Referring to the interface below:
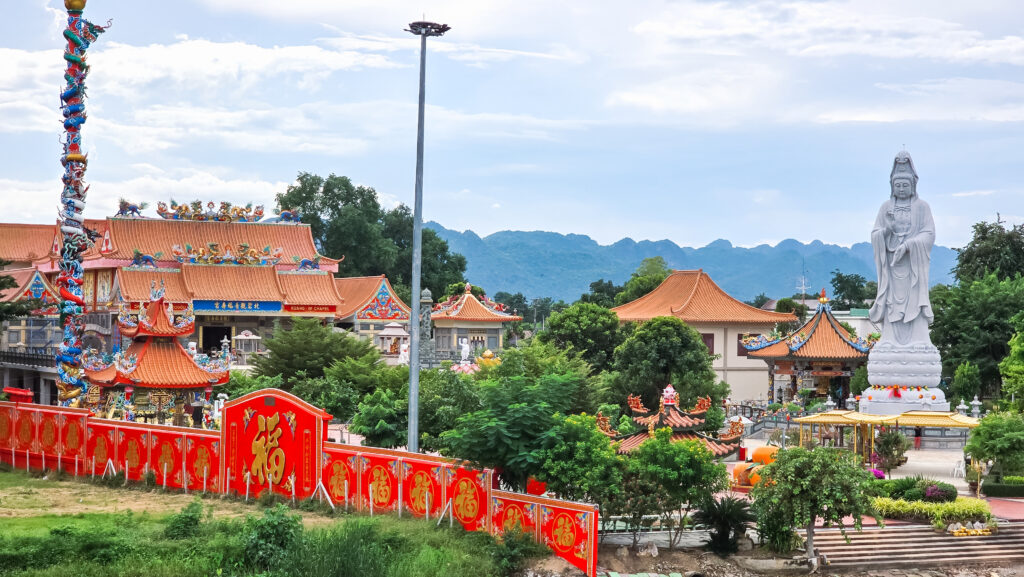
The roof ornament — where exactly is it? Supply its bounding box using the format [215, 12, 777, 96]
[464, 282, 472, 293]
[150, 279, 166, 300]
[818, 288, 829, 305]
[663, 383, 678, 406]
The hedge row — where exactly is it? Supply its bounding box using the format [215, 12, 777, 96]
[982, 477, 1024, 497]
[871, 496, 991, 524]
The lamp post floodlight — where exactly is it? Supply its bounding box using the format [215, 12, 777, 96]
[405, 19, 449, 453]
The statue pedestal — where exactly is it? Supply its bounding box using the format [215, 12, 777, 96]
[867, 340, 942, 388]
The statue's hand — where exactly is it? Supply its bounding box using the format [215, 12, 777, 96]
[894, 243, 907, 261]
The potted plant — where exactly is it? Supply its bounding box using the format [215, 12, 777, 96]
[966, 467, 981, 493]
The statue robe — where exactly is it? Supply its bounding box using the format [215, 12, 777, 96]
[868, 196, 935, 344]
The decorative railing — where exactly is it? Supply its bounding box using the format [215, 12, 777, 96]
[0, 349, 58, 368]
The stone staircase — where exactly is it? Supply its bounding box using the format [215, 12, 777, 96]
[812, 523, 1024, 569]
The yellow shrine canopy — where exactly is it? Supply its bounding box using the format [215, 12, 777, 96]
[794, 409, 979, 428]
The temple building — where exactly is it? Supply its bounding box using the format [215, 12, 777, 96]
[600, 385, 743, 458]
[431, 283, 522, 357]
[0, 206, 410, 401]
[611, 270, 796, 402]
[743, 291, 875, 404]
[83, 282, 229, 426]
[0, 268, 61, 404]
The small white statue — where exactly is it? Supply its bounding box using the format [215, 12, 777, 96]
[398, 342, 410, 365]
[460, 338, 471, 363]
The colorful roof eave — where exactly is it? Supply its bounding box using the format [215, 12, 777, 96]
[744, 302, 874, 359]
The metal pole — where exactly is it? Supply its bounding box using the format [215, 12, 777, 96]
[407, 30, 428, 454]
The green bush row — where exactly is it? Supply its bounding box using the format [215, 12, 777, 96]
[1001, 475, 1024, 485]
[871, 496, 991, 524]
[865, 476, 957, 503]
[982, 477, 1024, 497]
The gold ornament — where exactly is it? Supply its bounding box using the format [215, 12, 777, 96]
[64, 0, 87, 11]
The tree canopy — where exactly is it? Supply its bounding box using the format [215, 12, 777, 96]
[965, 411, 1024, 478]
[614, 257, 670, 306]
[539, 302, 622, 372]
[954, 219, 1024, 283]
[579, 279, 622, 309]
[999, 313, 1024, 407]
[0, 261, 40, 327]
[538, 413, 623, 507]
[830, 269, 875, 309]
[274, 172, 465, 298]
[254, 318, 380, 388]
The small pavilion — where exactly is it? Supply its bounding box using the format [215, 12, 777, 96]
[794, 409, 979, 461]
[601, 385, 744, 459]
[431, 283, 522, 355]
[743, 290, 876, 404]
[84, 281, 229, 426]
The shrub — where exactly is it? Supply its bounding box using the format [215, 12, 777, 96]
[887, 476, 921, 499]
[692, 496, 756, 555]
[871, 497, 991, 524]
[243, 505, 303, 571]
[923, 482, 958, 503]
[766, 403, 783, 412]
[982, 476, 1024, 497]
[870, 469, 885, 480]
[902, 488, 925, 502]
[484, 527, 548, 577]
[164, 499, 204, 539]
[785, 402, 802, 413]
[1003, 475, 1024, 485]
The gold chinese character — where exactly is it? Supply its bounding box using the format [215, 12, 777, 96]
[251, 413, 286, 485]
[552, 514, 576, 551]
[255, 302, 260, 310]
[215, 301, 220, 309]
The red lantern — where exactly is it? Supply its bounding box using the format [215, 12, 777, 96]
[124, 385, 134, 403]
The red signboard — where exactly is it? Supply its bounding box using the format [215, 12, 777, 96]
[283, 304, 336, 314]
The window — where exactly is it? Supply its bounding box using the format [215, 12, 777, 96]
[701, 333, 715, 354]
[737, 334, 755, 357]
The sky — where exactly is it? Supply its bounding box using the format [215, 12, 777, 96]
[1, 0, 1022, 250]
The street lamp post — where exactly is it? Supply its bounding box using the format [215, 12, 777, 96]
[405, 20, 449, 453]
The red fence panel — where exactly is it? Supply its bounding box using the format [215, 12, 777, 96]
[185, 432, 220, 492]
[0, 402, 15, 465]
[322, 443, 359, 508]
[358, 452, 400, 513]
[539, 500, 599, 577]
[445, 465, 490, 532]
[489, 490, 540, 540]
[401, 458, 445, 518]
[86, 420, 116, 476]
[115, 424, 151, 482]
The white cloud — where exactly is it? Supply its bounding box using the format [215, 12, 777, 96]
[815, 78, 1024, 123]
[322, 33, 584, 67]
[952, 190, 996, 197]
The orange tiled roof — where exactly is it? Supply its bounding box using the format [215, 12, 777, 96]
[278, 271, 345, 308]
[118, 269, 191, 303]
[0, 268, 58, 303]
[0, 224, 58, 262]
[334, 275, 411, 319]
[747, 303, 872, 361]
[432, 285, 522, 323]
[611, 269, 796, 325]
[182, 265, 285, 302]
[633, 405, 706, 429]
[85, 338, 228, 388]
[615, 431, 740, 456]
[121, 297, 194, 339]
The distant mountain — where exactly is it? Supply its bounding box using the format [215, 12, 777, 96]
[426, 222, 958, 303]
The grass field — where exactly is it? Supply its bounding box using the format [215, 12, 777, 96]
[0, 467, 551, 577]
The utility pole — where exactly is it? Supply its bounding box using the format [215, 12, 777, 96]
[404, 20, 449, 453]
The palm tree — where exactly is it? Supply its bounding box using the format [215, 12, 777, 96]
[693, 496, 756, 554]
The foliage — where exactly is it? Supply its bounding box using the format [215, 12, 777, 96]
[539, 302, 622, 372]
[275, 173, 466, 298]
[0, 260, 40, 328]
[692, 496, 756, 555]
[613, 316, 721, 411]
[579, 279, 623, 309]
[924, 482, 958, 502]
[629, 428, 728, 548]
[222, 371, 283, 399]
[830, 269, 872, 309]
[785, 402, 802, 413]
[243, 504, 303, 571]
[291, 374, 361, 422]
[766, 402, 783, 412]
[417, 369, 481, 453]
[616, 414, 637, 434]
[255, 318, 381, 387]
[325, 357, 407, 399]
[774, 297, 809, 328]
[350, 388, 408, 448]
[850, 366, 870, 396]
[750, 447, 877, 559]
[953, 219, 1024, 283]
[965, 411, 1024, 478]
[539, 414, 624, 510]
[839, 321, 857, 337]
[874, 430, 911, 477]
[441, 374, 573, 491]
[605, 472, 674, 548]
[748, 292, 771, 308]
[982, 477, 1024, 497]
[164, 499, 204, 540]
[871, 496, 990, 524]
[950, 361, 982, 406]
[999, 313, 1024, 406]
[930, 274, 1024, 395]
[614, 257, 671, 306]
[479, 526, 550, 577]
[488, 339, 598, 415]
[1004, 475, 1024, 484]
[443, 282, 484, 300]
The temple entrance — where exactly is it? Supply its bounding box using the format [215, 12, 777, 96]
[201, 325, 232, 354]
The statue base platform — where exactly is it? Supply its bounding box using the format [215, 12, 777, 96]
[867, 340, 942, 388]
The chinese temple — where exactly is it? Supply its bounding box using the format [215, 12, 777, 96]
[611, 270, 797, 402]
[431, 283, 522, 355]
[742, 290, 876, 404]
[334, 275, 412, 334]
[82, 281, 228, 425]
[600, 385, 744, 458]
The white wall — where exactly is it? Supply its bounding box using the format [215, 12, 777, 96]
[691, 323, 773, 403]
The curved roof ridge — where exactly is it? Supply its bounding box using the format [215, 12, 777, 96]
[788, 307, 823, 352]
[670, 269, 703, 316]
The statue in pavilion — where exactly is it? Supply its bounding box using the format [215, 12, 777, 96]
[866, 150, 942, 388]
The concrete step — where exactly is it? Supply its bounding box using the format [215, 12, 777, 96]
[810, 524, 1024, 569]
[827, 552, 1024, 568]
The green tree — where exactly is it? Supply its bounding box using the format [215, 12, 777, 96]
[748, 292, 771, 309]
[223, 372, 283, 399]
[443, 282, 483, 301]
[830, 269, 870, 309]
[539, 302, 622, 372]
[579, 279, 622, 308]
[254, 318, 381, 388]
[750, 447, 877, 560]
[0, 261, 40, 327]
[999, 313, 1024, 406]
[930, 274, 1024, 395]
[489, 339, 598, 415]
[614, 257, 671, 306]
[839, 321, 857, 337]
[538, 414, 624, 512]
[950, 361, 982, 405]
[350, 388, 407, 448]
[291, 374, 361, 422]
[774, 297, 808, 333]
[692, 496, 756, 554]
[965, 411, 1024, 479]
[440, 374, 573, 491]
[954, 219, 1024, 283]
[628, 428, 728, 548]
[381, 205, 466, 299]
[418, 369, 481, 453]
[873, 430, 911, 478]
[613, 316, 721, 410]
[605, 473, 674, 548]
[324, 355, 407, 399]
[493, 291, 529, 318]
[616, 414, 637, 435]
[850, 366, 870, 397]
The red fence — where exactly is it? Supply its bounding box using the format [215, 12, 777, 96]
[0, 389, 599, 576]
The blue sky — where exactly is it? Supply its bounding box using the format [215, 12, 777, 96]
[2, 0, 1022, 249]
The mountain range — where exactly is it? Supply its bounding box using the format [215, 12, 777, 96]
[426, 222, 958, 303]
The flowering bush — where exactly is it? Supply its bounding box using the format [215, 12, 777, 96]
[870, 469, 885, 479]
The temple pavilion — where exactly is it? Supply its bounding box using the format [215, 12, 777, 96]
[600, 385, 744, 458]
[431, 283, 522, 355]
[83, 281, 228, 425]
[611, 270, 796, 402]
[742, 290, 876, 405]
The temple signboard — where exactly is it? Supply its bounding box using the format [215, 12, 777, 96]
[194, 300, 281, 312]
